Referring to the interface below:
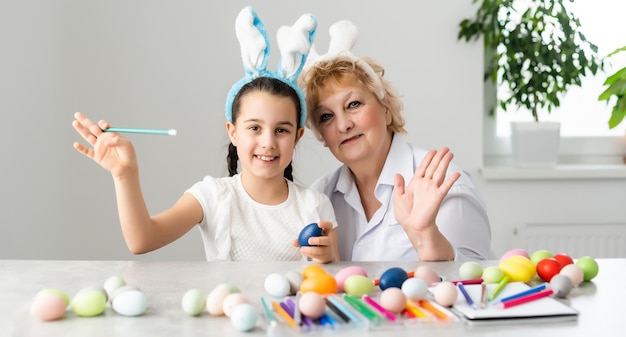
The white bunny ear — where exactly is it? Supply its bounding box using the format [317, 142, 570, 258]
[303, 19, 384, 99]
[276, 13, 317, 81]
[326, 20, 358, 56]
[234, 6, 269, 76]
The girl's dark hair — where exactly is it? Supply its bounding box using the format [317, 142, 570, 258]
[226, 77, 301, 181]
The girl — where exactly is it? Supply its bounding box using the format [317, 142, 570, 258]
[71, 7, 338, 262]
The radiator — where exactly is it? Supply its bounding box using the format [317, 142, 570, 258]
[513, 222, 626, 258]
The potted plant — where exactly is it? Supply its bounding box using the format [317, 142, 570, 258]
[458, 0, 604, 167]
[599, 46, 626, 130]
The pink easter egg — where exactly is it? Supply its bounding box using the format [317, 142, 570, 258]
[335, 266, 368, 292]
[30, 293, 67, 321]
[414, 266, 440, 285]
[499, 248, 530, 263]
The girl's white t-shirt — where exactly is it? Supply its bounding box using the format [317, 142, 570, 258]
[186, 174, 337, 261]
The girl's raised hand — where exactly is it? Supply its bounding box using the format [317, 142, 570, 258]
[72, 112, 138, 178]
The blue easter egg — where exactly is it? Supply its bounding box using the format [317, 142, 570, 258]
[378, 267, 409, 290]
[298, 223, 323, 247]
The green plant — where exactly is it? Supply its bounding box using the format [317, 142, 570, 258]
[598, 46, 626, 129]
[458, 0, 603, 122]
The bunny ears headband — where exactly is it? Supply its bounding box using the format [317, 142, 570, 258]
[225, 7, 317, 127]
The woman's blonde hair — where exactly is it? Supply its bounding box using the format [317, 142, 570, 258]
[299, 56, 406, 140]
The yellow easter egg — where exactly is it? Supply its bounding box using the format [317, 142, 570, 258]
[499, 255, 536, 282]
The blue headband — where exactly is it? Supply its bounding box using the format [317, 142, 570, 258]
[225, 6, 317, 127]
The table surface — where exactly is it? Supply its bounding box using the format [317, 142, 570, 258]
[2, 259, 623, 337]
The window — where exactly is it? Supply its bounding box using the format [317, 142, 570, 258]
[486, 0, 626, 164]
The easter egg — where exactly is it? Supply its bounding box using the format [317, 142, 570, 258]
[559, 264, 584, 287]
[536, 258, 563, 282]
[498, 255, 535, 282]
[335, 266, 368, 292]
[222, 293, 249, 318]
[482, 266, 505, 284]
[499, 248, 530, 263]
[298, 292, 326, 319]
[302, 264, 327, 279]
[30, 292, 67, 321]
[34, 288, 70, 306]
[298, 223, 323, 247]
[432, 282, 458, 307]
[550, 274, 573, 298]
[530, 249, 553, 265]
[458, 261, 483, 280]
[264, 273, 291, 298]
[230, 303, 258, 332]
[111, 288, 148, 316]
[103, 276, 126, 298]
[378, 267, 409, 290]
[414, 266, 440, 285]
[576, 256, 599, 281]
[553, 253, 574, 267]
[284, 271, 304, 295]
[379, 288, 407, 314]
[401, 278, 428, 300]
[181, 289, 206, 316]
[71, 288, 107, 317]
[299, 272, 338, 295]
[343, 275, 374, 297]
[207, 283, 240, 316]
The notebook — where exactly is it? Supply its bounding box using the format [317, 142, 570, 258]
[444, 282, 578, 323]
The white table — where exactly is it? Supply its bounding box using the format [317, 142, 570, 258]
[2, 259, 623, 336]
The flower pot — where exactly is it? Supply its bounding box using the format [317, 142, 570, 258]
[511, 121, 561, 167]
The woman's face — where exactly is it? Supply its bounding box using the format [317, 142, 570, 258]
[313, 77, 392, 167]
[226, 90, 303, 181]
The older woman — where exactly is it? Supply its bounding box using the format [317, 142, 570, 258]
[300, 34, 494, 261]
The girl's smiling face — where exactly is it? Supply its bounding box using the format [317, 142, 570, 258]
[227, 90, 303, 181]
[314, 76, 392, 167]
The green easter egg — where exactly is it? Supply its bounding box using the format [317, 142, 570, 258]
[482, 266, 505, 284]
[458, 261, 483, 280]
[343, 275, 374, 297]
[576, 256, 599, 281]
[71, 289, 107, 317]
[181, 289, 207, 316]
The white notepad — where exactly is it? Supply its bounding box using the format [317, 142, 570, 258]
[445, 282, 578, 323]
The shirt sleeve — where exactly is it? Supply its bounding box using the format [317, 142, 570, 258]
[437, 174, 496, 261]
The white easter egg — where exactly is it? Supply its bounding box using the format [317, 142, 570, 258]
[112, 289, 148, 316]
[230, 303, 258, 332]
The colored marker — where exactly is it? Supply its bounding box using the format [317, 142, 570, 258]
[480, 282, 487, 309]
[271, 301, 297, 328]
[450, 278, 484, 286]
[260, 297, 277, 327]
[405, 300, 429, 319]
[327, 296, 360, 323]
[457, 282, 477, 310]
[326, 298, 350, 323]
[343, 294, 382, 325]
[497, 283, 547, 304]
[418, 300, 450, 320]
[103, 127, 177, 136]
[488, 275, 510, 301]
[362, 295, 397, 321]
[499, 288, 554, 309]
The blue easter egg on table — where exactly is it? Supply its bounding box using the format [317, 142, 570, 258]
[378, 267, 409, 290]
[298, 223, 323, 247]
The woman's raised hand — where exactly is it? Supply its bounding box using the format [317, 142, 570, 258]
[72, 112, 138, 178]
[393, 147, 460, 234]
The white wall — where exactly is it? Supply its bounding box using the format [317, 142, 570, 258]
[1, 1, 623, 261]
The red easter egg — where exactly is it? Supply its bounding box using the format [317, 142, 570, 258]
[553, 253, 574, 267]
[537, 257, 563, 282]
